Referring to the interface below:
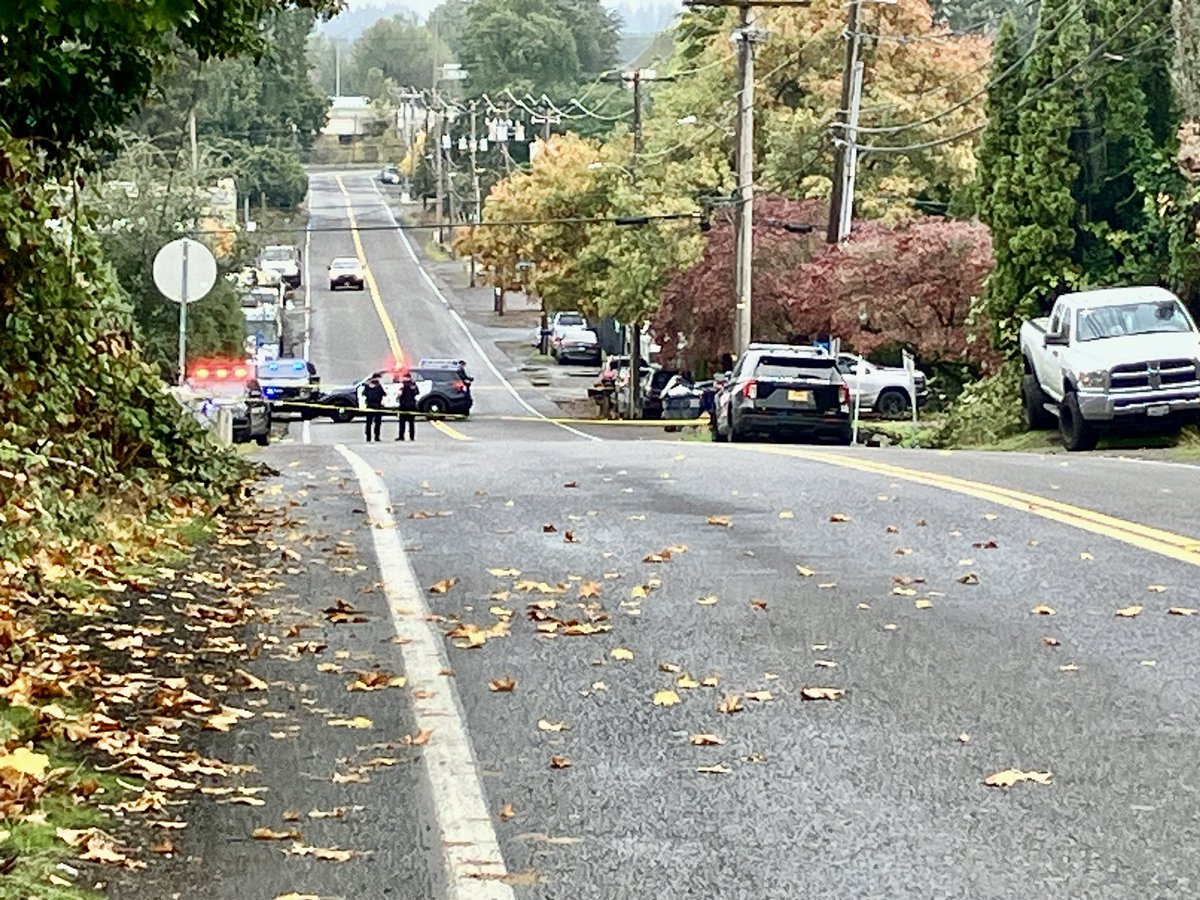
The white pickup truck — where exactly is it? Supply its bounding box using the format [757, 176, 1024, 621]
[1019, 286, 1200, 450]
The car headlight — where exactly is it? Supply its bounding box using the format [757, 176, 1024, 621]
[1077, 370, 1108, 391]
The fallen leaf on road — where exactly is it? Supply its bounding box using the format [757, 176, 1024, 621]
[706, 515, 732, 527]
[958, 573, 980, 585]
[275, 894, 321, 900]
[404, 728, 433, 746]
[537, 719, 569, 732]
[489, 677, 517, 693]
[829, 513, 851, 523]
[983, 768, 1052, 788]
[630, 585, 650, 599]
[717, 693, 744, 714]
[696, 764, 732, 775]
[252, 828, 300, 841]
[285, 843, 355, 862]
[1147, 585, 1168, 593]
[1042, 637, 1061, 647]
[659, 662, 681, 673]
[914, 598, 933, 610]
[327, 716, 373, 730]
[1059, 663, 1079, 672]
[347, 671, 405, 692]
[676, 674, 700, 689]
[779, 511, 794, 519]
[610, 647, 634, 661]
[653, 689, 681, 707]
[499, 803, 516, 820]
[894, 548, 913, 556]
[428, 578, 459, 595]
[236, 669, 269, 691]
[542, 524, 558, 533]
[549, 756, 572, 769]
[796, 565, 816, 578]
[1080, 551, 1094, 561]
[696, 595, 719, 606]
[1031, 605, 1056, 616]
[689, 733, 724, 746]
[892, 587, 917, 597]
[814, 660, 837, 669]
[958, 733, 971, 744]
[578, 581, 602, 598]
[1168, 607, 1197, 616]
[1140, 659, 1157, 667]
[800, 687, 845, 701]
[1115, 605, 1144, 618]
[488, 568, 521, 577]
[750, 599, 768, 611]
[563, 481, 578, 488]
[324, 599, 368, 624]
[972, 540, 998, 550]
[564, 531, 580, 543]
[745, 690, 773, 702]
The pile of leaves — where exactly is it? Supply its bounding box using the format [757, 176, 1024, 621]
[0, 133, 248, 576]
[0, 498, 281, 889]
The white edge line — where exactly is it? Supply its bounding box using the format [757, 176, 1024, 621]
[366, 179, 600, 443]
[335, 443, 516, 900]
[302, 214, 313, 445]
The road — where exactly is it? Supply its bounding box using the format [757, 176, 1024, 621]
[161, 171, 1200, 899]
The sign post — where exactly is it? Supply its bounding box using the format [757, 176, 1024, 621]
[153, 238, 217, 385]
[902, 349, 918, 425]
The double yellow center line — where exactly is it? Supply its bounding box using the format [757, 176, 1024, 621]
[334, 175, 469, 442]
[752, 446, 1200, 568]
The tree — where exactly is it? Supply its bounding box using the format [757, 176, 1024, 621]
[930, 0, 1036, 32]
[788, 218, 996, 363]
[459, 0, 583, 98]
[0, 0, 339, 166]
[977, 0, 1088, 357]
[350, 15, 448, 95]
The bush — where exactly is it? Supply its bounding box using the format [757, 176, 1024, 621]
[933, 360, 1023, 447]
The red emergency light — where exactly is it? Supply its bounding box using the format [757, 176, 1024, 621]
[190, 359, 250, 383]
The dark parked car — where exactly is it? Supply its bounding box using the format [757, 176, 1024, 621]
[315, 365, 473, 423]
[713, 344, 851, 444]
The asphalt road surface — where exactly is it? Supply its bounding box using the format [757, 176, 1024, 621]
[171, 171, 1200, 899]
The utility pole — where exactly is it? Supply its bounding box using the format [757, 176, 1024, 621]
[334, 43, 341, 97]
[468, 100, 482, 288]
[838, 60, 865, 242]
[188, 108, 198, 175]
[827, 0, 863, 243]
[433, 97, 445, 245]
[732, 8, 760, 359]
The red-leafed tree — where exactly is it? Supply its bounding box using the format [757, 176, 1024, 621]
[655, 203, 997, 372]
[789, 218, 997, 364]
[654, 198, 827, 369]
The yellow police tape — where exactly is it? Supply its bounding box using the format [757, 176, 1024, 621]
[271, 398, 709, 428]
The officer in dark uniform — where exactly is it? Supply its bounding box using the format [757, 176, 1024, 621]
[396, 371, 419, 441]
[362, 375, 385, 442]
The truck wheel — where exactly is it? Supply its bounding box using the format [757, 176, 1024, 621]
[1058, 392, 1098, 451]
[1021, 373, 1055, 430]
[875, 388, 910, 419]
[330, 401, 355, 424]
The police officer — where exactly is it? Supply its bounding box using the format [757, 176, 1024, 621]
[396, 371, 419, 441]
[362, 375, 385, 442]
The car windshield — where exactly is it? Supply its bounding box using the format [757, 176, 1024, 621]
[330, 258, 358, 269]
[1076, 300, 1195, 341]
[260, 247, 293, 262]
[557, 313, 585, 326]
[754, 357, 836, 379]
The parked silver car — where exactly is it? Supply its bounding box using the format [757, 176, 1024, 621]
[836, 353, 928, 418]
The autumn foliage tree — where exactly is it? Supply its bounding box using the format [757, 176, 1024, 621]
[654, 199, 994, 372]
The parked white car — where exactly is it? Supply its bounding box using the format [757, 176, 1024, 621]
[836, 353, 928, 418]
[1018, 286, 1200, 450]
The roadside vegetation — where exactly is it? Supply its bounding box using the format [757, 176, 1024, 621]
[0, 0, 337, 893]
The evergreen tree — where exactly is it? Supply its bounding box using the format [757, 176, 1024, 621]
[980, 0, 1088, 356]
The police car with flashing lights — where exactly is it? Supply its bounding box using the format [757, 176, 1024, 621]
[256, 358, 319, 417]
[181, 360, 272, 446]
[313, 360, 473, 423]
